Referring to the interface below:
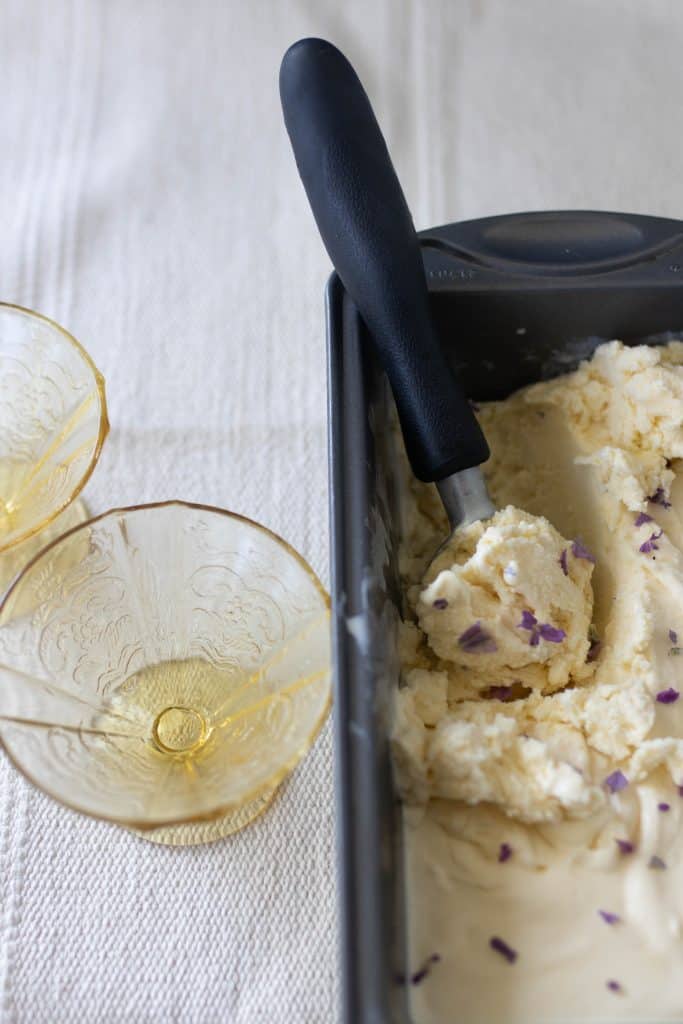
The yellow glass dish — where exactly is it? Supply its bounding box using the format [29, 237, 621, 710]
[0, 502, 331, 845]
[0, 302, 108, 563]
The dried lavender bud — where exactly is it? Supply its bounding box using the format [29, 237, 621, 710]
[640, 530, 663, 554]
[587, 638, 602, 663]
[538, 623, 566, 643]
[604, 770, 628, 793]
[458, 622, 498, 654]
[648, 486, 672, 509]
[571, 538, 596, 563]
[656, 688, 680, 704]
[489, 937, 517, 964]
[518, 611, 537, 631]
[643, 532, 663, 557]
[519, 612, 565, 647]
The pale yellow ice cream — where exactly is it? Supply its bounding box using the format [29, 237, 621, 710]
[394, 340, 683, 1022]
[417, 506, 594, 695]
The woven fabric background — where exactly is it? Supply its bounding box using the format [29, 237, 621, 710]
[0, 2, 682, 1020]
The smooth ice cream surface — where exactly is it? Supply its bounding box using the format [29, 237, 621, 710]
[393, 341, 683, 1022]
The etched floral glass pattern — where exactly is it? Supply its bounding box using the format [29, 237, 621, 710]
[0, 503, 331, 839]
[0, 303, 108, 554]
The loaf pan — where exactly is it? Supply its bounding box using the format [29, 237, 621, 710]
[327, 209, 683, 1024]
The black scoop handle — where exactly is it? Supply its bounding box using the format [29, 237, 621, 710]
[279, 37, 489, 482]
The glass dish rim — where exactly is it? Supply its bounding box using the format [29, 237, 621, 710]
[0, 301, 110, 554]
[0, 499, 331, 830]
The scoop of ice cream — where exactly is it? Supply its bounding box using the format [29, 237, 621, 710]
[416, 506, 594, 694]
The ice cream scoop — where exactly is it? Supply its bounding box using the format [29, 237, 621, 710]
[280, 38, 495, 541]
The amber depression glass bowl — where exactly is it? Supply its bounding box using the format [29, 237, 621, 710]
[0, 502, 331, 845]
[0, 303, 108, 558]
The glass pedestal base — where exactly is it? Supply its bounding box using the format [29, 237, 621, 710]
[129, 784, 279, 846]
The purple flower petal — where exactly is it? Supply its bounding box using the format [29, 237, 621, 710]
[616, 839, 635, 855]
[656, 688, 680, 705]
[678, 784, 683, 798]
[649, 855, 667, 870]
[489, 686, 513, 702]
[670, 629, 679, 645]
[640, 529, 664, 554]
[587, 638, 602, 663]
[607, 980, 622, 994]
[432, 598, 449, 610]
[635, 512, 654, 527]
[538, 623, 567, 643]
[648, 486, 672, 509]
[498, 843, 513, 863]
[518, 610, 537, 631]
[571, 538, 596, 564]
[410, 953, 441, 986]
[598, 910, 621, 925]
[605, 770, 629, 793]
[519, 613, 566, 647]
[659, 802, 671, 812]
[489, 937, 517, 964]
[559, 549, 568, 576]
[458, 621, 498, 654]
[459, 622, 484, 644]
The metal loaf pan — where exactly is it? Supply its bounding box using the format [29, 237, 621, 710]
[327, 210, 683, 1024]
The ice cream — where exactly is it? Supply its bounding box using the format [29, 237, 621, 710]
[417, 506, 595, 695]
[393, 340, 683, 1022]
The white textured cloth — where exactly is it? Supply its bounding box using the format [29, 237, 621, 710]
[1, 1, 683, 1021]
